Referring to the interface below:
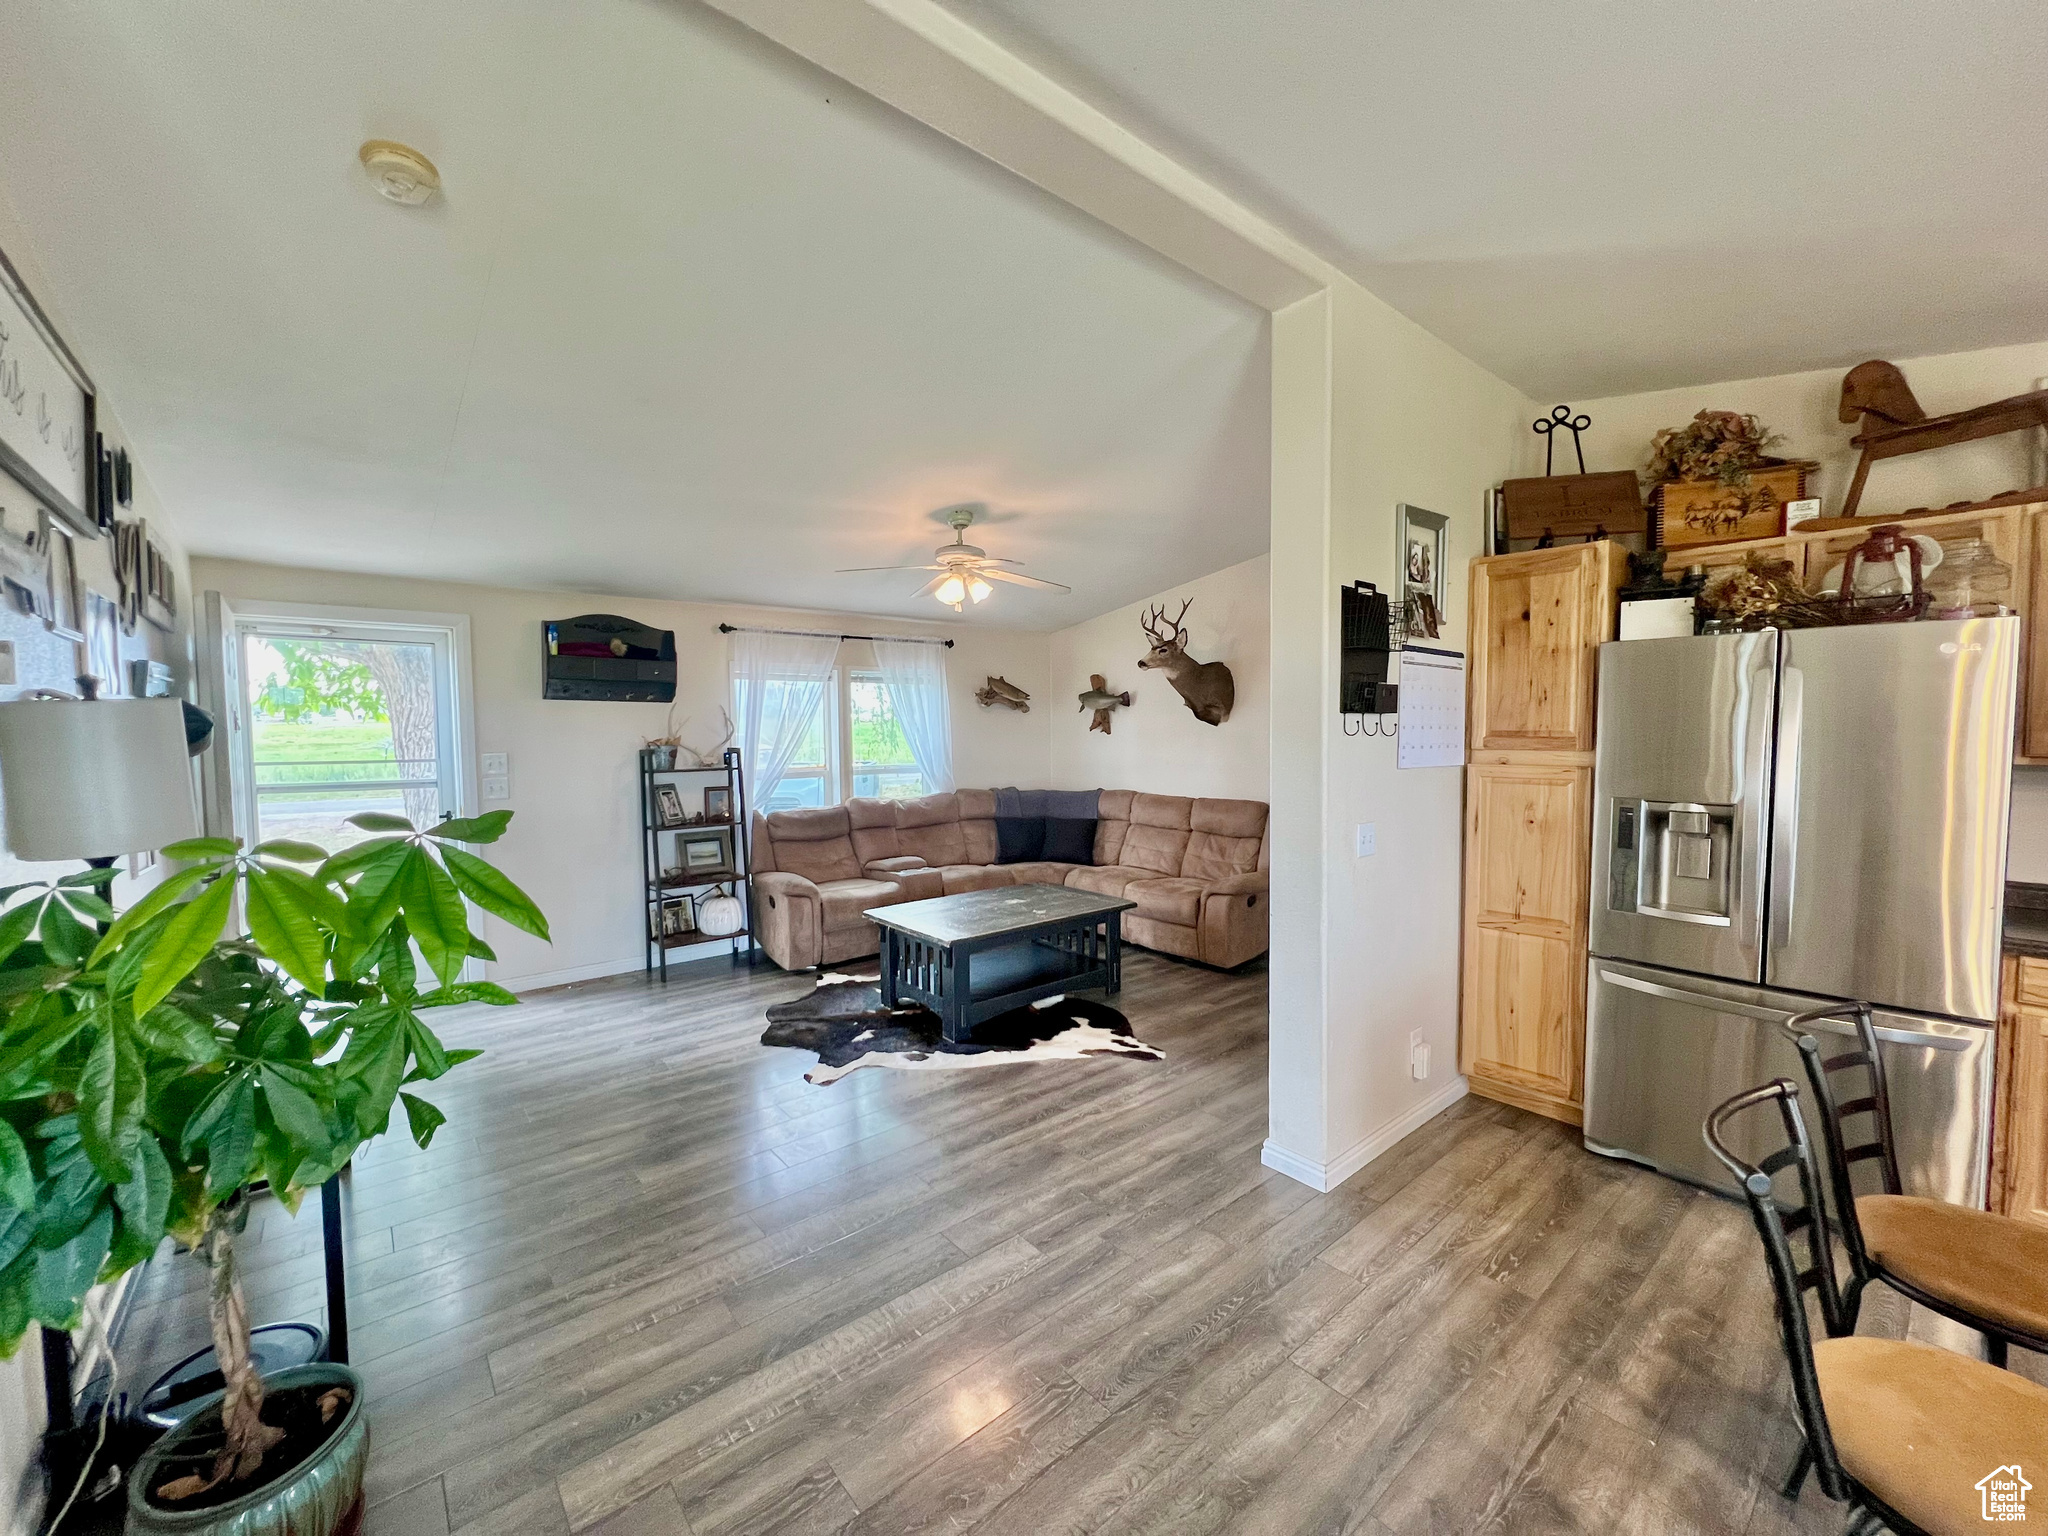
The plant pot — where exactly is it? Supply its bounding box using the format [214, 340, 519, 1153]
[127, 1364, 368, 1536]
[647, 745, 676, 769]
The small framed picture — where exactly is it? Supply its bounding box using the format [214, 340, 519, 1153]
[1400, 512, 1449, 618]
[680, 829, 729, 873]
[658, 894, 695, 938]
[44, 514, 83, 642]
[85, 589, 122, 695]
[654, 784, 686, 828]
[703, 786, 731, 822]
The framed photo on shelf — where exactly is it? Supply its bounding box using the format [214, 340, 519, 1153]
[679, 828, 729, 873]
[658, 895, 696, 939]
[703, 786, 731, 822]
[654, 784, 686, 828]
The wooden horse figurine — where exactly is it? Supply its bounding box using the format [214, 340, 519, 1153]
[1837, 360, 2048, 519]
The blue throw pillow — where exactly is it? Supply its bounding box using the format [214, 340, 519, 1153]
[995, 816, 1045, 863]
[1040, 817, 1097, 865]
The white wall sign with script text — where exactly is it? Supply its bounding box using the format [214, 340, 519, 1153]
[0, 247, 93, 537]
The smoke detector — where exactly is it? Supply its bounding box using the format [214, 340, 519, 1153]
[358, 140, 440, 205]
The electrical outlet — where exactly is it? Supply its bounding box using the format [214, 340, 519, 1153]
[482, 776, 510, 801]
[1410, 1028, 1429, 1081]
[481, 752, 508, 777]
[1355, 822, 1376, 858]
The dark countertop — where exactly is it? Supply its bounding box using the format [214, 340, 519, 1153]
[2007, 882, 2048, 958]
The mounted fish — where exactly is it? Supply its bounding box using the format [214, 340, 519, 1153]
[975, 675, 1031, 712]
[1079, 674, 1130, 734]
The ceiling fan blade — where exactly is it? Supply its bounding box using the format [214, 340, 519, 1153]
[835, 563, 945, 574]
[914, 573, 952, 597]
[979, 567, 1071, 593]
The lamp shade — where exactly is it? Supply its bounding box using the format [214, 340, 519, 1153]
[0, 697, 199, 861]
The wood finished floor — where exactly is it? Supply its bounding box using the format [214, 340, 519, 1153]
[117, 949, 2007, 1536]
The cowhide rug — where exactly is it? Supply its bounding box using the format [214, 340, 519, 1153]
[762, 971, 1164, 1085]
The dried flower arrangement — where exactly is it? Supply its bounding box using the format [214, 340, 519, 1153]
[1698, 551, 1928, 629]
[1645, 410, 1786, 486]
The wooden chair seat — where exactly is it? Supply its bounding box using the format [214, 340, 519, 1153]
[1817, 1335, 2048, 1534]
[1859, 1193, 2048, 1341]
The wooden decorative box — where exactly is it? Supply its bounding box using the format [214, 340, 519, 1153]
[1499, 471, 1646, 544]
[1652, 463, 1811, 549]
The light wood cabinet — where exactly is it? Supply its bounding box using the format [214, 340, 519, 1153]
[2026, 511, 2048, 762]
[1461, 541, 1619, 1126]
[1460, 761, 1591, 1121]
[1468, 542, 1625, 754]
[1995, 955, 2048, 1229]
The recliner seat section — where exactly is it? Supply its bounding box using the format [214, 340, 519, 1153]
[749, 787, 1269, 972]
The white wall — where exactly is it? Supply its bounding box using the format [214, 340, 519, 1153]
[1575, 340, 2048, 881]
[0, 186, 198, 1536]
[189, 559, 1053, 991]
[1572, 339, 2048, 521]
[1047, 555, 1268, 801]
[1265, 275, 1540, 1190]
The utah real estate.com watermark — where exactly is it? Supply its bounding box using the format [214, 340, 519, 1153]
[1979, 1465, 2031, 1523]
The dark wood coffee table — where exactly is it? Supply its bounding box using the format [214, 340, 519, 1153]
[867, 884, 1136, 1044]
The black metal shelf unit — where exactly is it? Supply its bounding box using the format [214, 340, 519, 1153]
[639, 745, 756, 978]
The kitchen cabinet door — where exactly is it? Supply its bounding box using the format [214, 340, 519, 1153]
[1467, 543, 1621, 754]
[2026, 506, 2048, 762]
[1996, 958, 2048, 1228]
[1460, 760, 1591, 1122]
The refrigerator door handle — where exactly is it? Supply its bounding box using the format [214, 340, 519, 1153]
[1738, 660, 1775, 945]
[1595, 968, 1972, 1051]
[1768, 665, 1803, 951]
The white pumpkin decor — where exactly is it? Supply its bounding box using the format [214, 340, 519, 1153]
[698, 885, 745, 937]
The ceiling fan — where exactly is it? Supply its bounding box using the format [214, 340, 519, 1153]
[837, 507, 1071, 611]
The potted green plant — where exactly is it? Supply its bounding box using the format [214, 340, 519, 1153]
[0, 809, 547, 1534]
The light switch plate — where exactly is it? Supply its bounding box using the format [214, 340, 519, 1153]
[481, 752, 508, 777]
[1355, 822, 1376, 857]
[482, 776, 510, 801]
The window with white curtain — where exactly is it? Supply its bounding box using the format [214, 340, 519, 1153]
[847, 671, 926, 801]
[755, 683, 837, 810]
[737, 665, 944, 809]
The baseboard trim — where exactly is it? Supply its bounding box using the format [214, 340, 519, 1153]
[496, 957, 641, 994]
[1261, 1076, 1471, 1193]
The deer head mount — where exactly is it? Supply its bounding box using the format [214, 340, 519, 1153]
[1138, 599, 1234, 726]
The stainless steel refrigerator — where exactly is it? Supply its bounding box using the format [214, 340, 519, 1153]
[1583, 617, 2018, 1204]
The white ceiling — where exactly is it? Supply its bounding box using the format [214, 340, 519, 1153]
[0, 1, 1268, 630]
[941, 0, 2048, 400]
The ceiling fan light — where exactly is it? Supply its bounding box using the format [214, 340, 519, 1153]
[934, 575, 968, 607]
[967, 577, 992, 603]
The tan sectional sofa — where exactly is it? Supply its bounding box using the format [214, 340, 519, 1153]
[750, 788, 1269, 972]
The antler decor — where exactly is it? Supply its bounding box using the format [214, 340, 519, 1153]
[1137, 599, 1234, 726]
[679, 706, 735, 767]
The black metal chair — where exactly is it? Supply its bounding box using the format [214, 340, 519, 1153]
[1782, 1003, 2048, 1369]
[1705, 1079, 2048, 1535]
